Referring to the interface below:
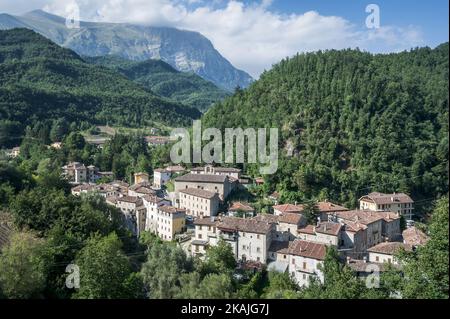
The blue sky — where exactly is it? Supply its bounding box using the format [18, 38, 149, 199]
[268, 0, 449, 48]
[0, 0, 448, 76]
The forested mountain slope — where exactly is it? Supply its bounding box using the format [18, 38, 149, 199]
[0, 29, 201, 147]
[203, 44, 449, 209]
[85, 56, 229, 112]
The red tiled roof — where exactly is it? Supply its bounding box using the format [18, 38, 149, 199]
[278, 213, 304, 225]
[180, 188, 218, 199]
[229, 202, 255, 212]
[288, 240, 327, 260]
[273, 204, 305, 214]
[368, 242, 413, 255]
[316, 201, 348, 213]
[217, 217, 273, 234]
[315, 222, 342, 236]
[298, 225, 315, 235]
[360, 192, 414, 205]
[402, 227, 430, 247]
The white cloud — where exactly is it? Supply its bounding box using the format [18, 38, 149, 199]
[1, 0, 425, 77]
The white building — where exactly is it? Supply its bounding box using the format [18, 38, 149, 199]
[359, 192, 414, 219]
[62, 162, 99, 184]
[269, 240, 327, 287]
[273, 204, 305, 216]
[153, 168, 171, 188]
[143, 195, 171, 233]
[297, 222, 342, 247]
[178, 188, 220, 218]
[367, 242, 413, 265]
[192, 216, 276, 264]
[154, 205, 186, 241]
[175, 173, 236, 200]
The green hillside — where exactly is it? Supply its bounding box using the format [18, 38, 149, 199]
[203, 44, 449, 209]
[0, 29, 201, 147]
[85, 55, 229, 112]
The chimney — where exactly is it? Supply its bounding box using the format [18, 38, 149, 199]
[346, 256, 351, 264]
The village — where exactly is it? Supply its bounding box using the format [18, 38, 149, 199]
[65, 161, 428, 288]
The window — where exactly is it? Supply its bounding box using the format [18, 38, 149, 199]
[198, 234, 202, 239]
[256, 247, 261, 253]
[303, 262, 307, 270]
[376, 256, 379, 262]
[292, 259, 295, 265]
[257, 235, 260, 239]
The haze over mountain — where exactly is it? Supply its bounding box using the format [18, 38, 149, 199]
[85, 56, 229, 112]
[0, 28, 201, 148]
[0, 9, 253, 91]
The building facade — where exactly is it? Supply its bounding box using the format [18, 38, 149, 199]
[178, 188, 220, 217]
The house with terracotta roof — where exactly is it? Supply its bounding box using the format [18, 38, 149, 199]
[269, 239, 327, 287]
[329, 210, 402, 257]
[267, 191, 281, 205]
[191, 216, 276, 263]
[62, 162, 100, 184]
[402, 226, 430, 247]
[359, 192, 414, 219]
[368, 242, 413, 265]
[192, 217, 219, 258]
[298, 222, 342, 247]
[228, 202, 255, 217]
[273, 203, 305, 216]
[315, 201, 349, 221]
[255, 213, 306, 241]
[154, 205, 186, 241]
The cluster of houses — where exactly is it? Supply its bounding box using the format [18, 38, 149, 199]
[62, 162, 113, 184]
[68, 163, 427, 288]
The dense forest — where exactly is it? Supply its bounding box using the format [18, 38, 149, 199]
[0, 29, 201, 148]
[85, 56, 229, 112]
[203, 44, 449, 212]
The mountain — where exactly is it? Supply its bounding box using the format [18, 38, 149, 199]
[203, 44, 449, 210]
[85, 55, 229, 112]
[0, 10, 254, 91]
[0, 28, 201, 147]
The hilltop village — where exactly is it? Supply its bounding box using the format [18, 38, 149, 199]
[66, 162, 426, 288]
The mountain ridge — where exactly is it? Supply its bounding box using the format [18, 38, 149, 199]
[0, 9, 253, 91]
